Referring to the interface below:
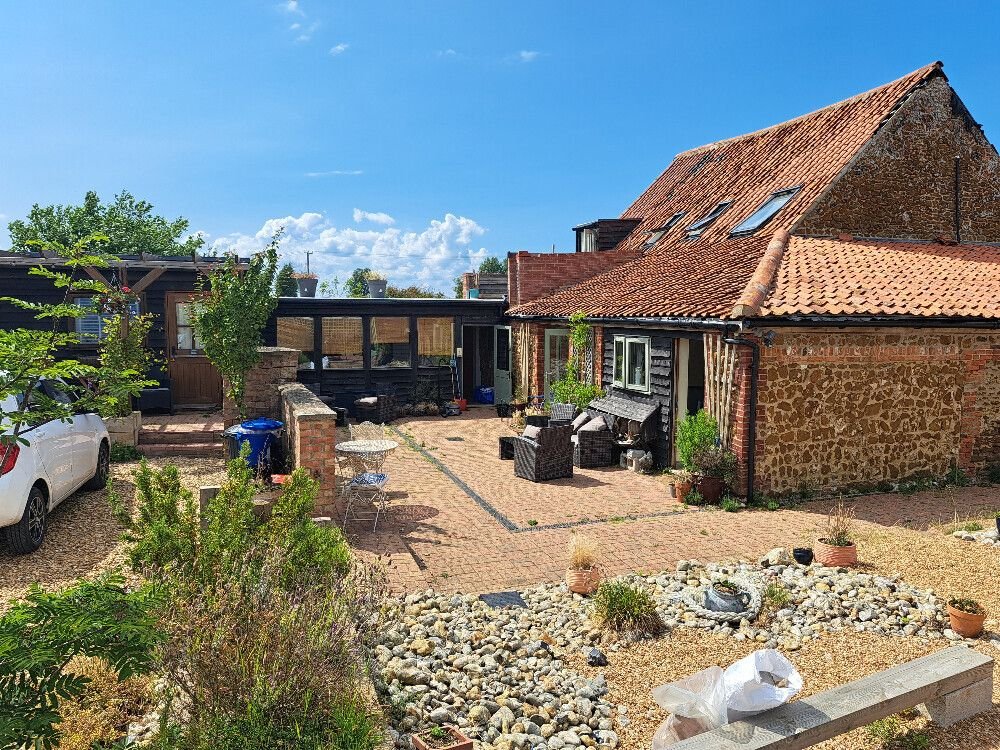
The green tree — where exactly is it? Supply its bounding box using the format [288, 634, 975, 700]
[453, 275, 464, 298]
[275, 262, 298, 297]
[0, 235, 154, 452]
[97, 286, 158, 418]
[193, 236, 279, 419]
[345, 267, 371, 298]
[386, 284, 444, 299]
[478, 256, 507, 274]
[8, 190, 204, 256]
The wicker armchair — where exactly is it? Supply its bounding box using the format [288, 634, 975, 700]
[549, 402, 577, 428]
[513, 424, 574, 482]
[354, 394, 396, 423]
[572, 424, 615, 468]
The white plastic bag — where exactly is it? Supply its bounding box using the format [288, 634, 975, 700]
[724, 649, 803, 721]
[651, 666, 727, 748]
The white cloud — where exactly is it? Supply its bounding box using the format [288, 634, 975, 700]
[329, 42, 349, 56]
[280, 0, 304, 15]
[353, 208, 395, 226]
[207, 211, 489, 293]
[294, 20, 320, 42]
[304, 169, 363, 177]
[511, 50, 541, 63]
[436, 48, 459, 58]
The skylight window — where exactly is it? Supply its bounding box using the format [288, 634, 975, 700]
[644, 212, 686, 247]
[685, 201, 732, 238]
[730, 187, 801, 236]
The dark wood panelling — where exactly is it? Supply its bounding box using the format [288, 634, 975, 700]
[602, 327, 675, 467]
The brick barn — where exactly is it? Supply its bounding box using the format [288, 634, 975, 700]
[506, 61, 1000, 497]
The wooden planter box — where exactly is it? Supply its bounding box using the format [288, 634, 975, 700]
[105, 410, 142, 446]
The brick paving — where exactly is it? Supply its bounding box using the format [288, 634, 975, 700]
[341, 411, 1000, 595]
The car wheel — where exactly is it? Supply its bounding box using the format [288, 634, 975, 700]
[83, 441, 110, 491]
[2, 485, 48, 555]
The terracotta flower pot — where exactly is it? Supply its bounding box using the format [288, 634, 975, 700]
[566, 566, 601, 595]
[814, 538, 857, 567]
[412, 726, 473, 750]
[674, 480, 692, 503]
[947, 603, 986, 639]
[695, 476, 724, 504]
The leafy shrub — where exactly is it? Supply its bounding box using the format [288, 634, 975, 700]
[0, 578, 160, 749]
[692, 445, 738, 484]
[684, 488, 704, 506]
[720, 496, 741, 513]
[109, 442, 144, 462]
[676, 410, 718, 472]
[54, 656, 152, 750]
[592, 581, 664, 636]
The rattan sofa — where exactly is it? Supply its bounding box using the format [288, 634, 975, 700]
[513, 424, 574, 482]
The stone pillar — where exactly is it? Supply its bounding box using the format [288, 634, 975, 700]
[223, 346, 300, 427]
[279, 382, 340, 516]
[461, 272, 477, 299]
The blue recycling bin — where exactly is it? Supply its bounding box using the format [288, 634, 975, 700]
[225, 417, 283, 472]
[475, 386, 495, 404]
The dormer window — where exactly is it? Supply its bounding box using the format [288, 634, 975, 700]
[644, 212, 686, 247]
[730, 186, 801, 236]
[685, 201, 732, 238]
[579, 228, 598, 253]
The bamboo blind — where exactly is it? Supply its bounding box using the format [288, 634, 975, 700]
[370, 316, 409, 344]
[322, 317, 362, 354]
[417, 317, 453, 356]
[703, 333, 737, 447]
[276, 317, 314, 351]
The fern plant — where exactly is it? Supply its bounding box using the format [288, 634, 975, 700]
[0, 578, 160, 749]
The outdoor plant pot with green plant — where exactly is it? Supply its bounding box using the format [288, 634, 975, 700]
[412, 725, 473, 750]
[365, 270, 387, 298]
[292, 272, 318, 297]
[815, 499, 858, 567]
[947, 597, 986, 638]
[691, 445, 738, 504]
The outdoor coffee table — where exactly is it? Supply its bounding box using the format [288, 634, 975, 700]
[337, 439, 398, 471]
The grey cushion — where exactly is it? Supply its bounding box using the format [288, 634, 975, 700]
[522, 425, 542, 440]
[579, 416, 609, 432]
[571, 412, 591, 432]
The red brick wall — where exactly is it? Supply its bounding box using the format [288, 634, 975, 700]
[507, 249, 640, 307]
[279, 382, 339, 515]
[223, 347, 299, 427]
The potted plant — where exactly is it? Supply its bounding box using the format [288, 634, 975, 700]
[814, 499, 858, 567]
[669, 469, 693, 502]
[705, 579, 747, 613]
[412, 725, 473, 750]
[691, 446, 738, 504]
[947, 598, 986, 638]
[566, 534, 601, 595]
[292, 272, 318, 297]
[365, 270, 387, 298]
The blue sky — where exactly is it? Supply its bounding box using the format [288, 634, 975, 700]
[2, 1, 998, 292]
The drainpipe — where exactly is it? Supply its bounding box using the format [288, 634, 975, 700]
[722, 332, 761, 502]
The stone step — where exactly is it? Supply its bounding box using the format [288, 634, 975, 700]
[140, 441, 224, 458]
[139, 427, 222, 445]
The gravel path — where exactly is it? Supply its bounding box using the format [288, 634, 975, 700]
[0, 457, 226, 608]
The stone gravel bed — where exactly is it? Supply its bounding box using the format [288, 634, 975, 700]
[376, 554, 966, 750]
[953, 525, 1000, 547]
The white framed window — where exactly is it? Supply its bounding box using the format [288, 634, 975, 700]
[579, 228, 597, 253]
[74, 297, 141, 342]
[612, 335, 651, 393]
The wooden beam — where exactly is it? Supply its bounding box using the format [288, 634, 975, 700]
[83, 266, 112, 287]
[672, 647, 993, 750]
[129, 266, 166, 294]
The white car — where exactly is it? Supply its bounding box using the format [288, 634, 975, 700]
[0, 380, 110, 554]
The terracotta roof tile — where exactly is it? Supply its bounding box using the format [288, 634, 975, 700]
[510, 63, 943, 319]
[759, 236, 1000, 319]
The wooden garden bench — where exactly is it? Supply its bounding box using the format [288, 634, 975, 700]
[673, 646, 994, 749]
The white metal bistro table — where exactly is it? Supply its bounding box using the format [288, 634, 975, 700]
[336, 439, 399, 459]
[336, 439, 398, 530]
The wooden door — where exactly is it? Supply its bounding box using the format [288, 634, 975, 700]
[493, 326, 512, 402]
[165, 293, 222, 407]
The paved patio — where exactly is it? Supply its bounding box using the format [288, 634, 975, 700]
[342, 410, 1000, 594]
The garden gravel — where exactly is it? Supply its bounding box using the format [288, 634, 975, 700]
[0, 457, 226, 610]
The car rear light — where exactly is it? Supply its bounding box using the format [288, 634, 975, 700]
[0, 444, 19, 476]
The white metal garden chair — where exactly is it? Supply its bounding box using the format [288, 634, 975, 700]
[340, 448, 390, 530]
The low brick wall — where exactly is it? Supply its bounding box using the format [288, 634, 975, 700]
[279, 382, 339, 515]
[223, 347, 299, 427]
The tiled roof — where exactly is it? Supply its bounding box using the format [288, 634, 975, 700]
[758, 236, 1000, 319]
[510, 62, 943, 319]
